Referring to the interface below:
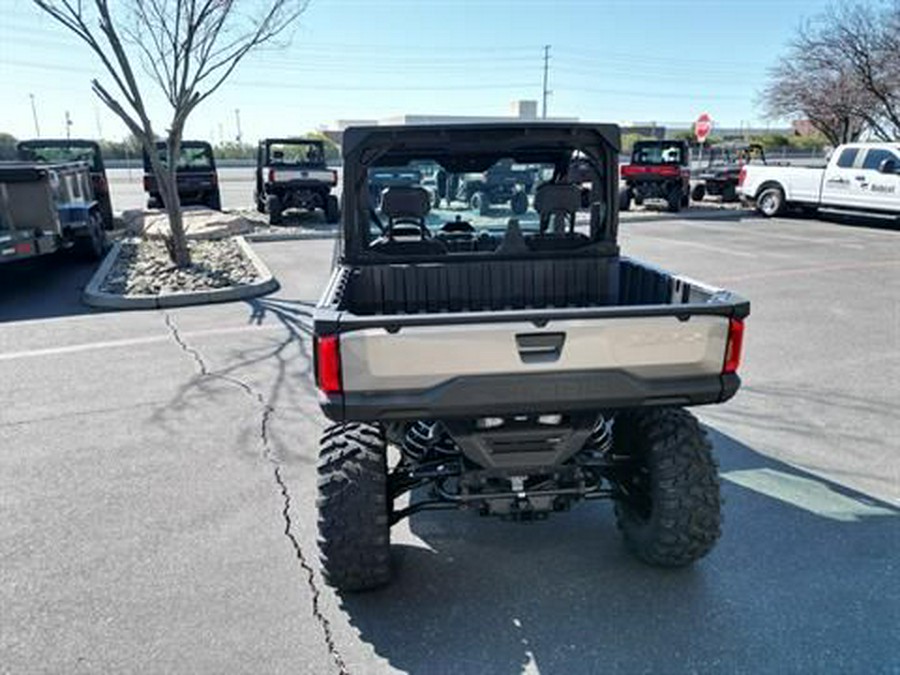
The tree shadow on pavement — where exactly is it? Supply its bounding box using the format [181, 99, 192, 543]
[148, 297, 317, 463]
[339, 427, 899, 675]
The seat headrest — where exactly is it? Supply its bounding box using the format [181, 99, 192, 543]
[534, 183, 582, 218]
[381, 186, 431, 220]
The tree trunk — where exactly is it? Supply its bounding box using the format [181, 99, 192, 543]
[144, 129, 191, 267]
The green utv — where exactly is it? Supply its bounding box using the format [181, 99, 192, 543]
[312, 123, 749, 591]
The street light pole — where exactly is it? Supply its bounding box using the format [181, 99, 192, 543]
[29, 94, 40, 137]
[542, 45, 551, 120]
[235, 108, 242, 144]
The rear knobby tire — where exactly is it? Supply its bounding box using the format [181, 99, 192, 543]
[613, 408, 721, 567]
[690, 183, 706, 202]
[324, 194, 340, 224]
[266, 194, 283, 225]
[317, 422, 392, 592]
[666, 187, 683, 213]
[619, 188, 632, 212]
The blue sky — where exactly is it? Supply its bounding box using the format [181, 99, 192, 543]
[0, 0, 832, 142]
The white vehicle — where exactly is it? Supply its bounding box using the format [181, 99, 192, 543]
[738, 143, 900, 218]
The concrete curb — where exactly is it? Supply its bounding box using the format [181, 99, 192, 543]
[82, 236, 280, 310]
[245, 229, 338, 242]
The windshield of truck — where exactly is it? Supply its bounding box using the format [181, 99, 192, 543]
[363, 153, 607, 256]
[267, 142, 323, 165]
[632, 142, 684, 165]
[18, 143, 101, 172]
[152, 145, 214, 171]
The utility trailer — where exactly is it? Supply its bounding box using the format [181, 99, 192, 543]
[0, 162, 107, 264]
[312, 123, 750, 591]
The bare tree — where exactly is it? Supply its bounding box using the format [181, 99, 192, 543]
[763, 1, 900, 144]
[33, 0, 309, 266]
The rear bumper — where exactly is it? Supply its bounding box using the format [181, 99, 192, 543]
[320, 370, 741, 422]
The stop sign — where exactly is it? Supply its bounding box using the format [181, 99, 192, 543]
[695, 113, 713, 143]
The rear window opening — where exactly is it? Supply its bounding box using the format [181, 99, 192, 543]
[361, 153, 609, 258]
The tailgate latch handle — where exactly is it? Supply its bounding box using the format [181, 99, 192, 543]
[516, 332, 566, 363]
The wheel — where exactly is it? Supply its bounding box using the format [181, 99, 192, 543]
[324, 194, 340, 224]
[317, 422, 392, 592]
[470, 191, 489, 216]
[255, 192, 266, 214]
[266, 194, 283, 225]
[633, 195, 644, 206]
[618, 188, 632, 212]
[721, 183, 738, 202]
[510, 191, 528, 215]
[207, 192, 222, 211]
[690, 184, 706, 202]
[613, 407, 721, 567]
[666, 187, 683, 213]
[100, 198, 115, 230]
[75, 211, 108, 261]
[756, 185, 785, 218]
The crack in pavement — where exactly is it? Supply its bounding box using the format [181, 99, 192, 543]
[163, 312, 350, 675]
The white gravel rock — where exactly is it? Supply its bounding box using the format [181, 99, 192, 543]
[100, 238, 260, 295]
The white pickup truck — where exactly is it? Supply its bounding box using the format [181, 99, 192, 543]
[738, 143, 900, 218]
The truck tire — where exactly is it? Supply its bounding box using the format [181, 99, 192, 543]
[510, 191, 529, 215]
[756, 185, 785, 218]
[690, 184, 706, 202]
[266, 195, 283, 225]
[619, 188, 632, 212]
[75, 211, 108, 261]
[471, 191, 489, 216]
[666, 187, 683, 213]
[324, 194, 340, 224]
[613, 407, 721, 567]
[317, 422, 392, 592]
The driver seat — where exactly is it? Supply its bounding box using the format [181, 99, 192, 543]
[371, 186, 447, 256]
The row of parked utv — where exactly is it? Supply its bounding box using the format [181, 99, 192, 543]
[619, 139, 767, 213]
[0, 136, 342, 265]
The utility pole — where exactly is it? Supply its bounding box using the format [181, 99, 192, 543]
[542, 45, 551, 119]
[65, 110, 72, 140]
[29, 94, 40, 137]
[235, 108, 242, 144]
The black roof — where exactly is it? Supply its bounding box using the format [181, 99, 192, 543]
[342, 123, 621, 172]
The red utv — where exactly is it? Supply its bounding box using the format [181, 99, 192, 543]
[619, 140, 690, 213]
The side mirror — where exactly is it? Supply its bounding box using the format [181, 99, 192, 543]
[879, 158, 898, 174]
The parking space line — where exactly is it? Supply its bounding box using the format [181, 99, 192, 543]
[717, 259, 900, 283]
[0, 324, 281, 362]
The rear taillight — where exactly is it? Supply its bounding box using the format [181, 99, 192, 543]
[738, 166, 747, 187]
[315, 335, 342, 394]
[723, 318, 745, 374]
[268, 168, 276, 183]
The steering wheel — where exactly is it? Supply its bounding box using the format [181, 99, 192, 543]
[388, 218, 431, 239]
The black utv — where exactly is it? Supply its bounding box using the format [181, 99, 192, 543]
[437, 158, 536, 215]
[17, 138, 115, 229]
[142, 140, 221, 210]
[255, 138, 339, 225]
[691, 143, 766, 202]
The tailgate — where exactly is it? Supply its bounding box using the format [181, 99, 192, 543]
[341, 315, 728, 391]
[269, 167, 335, 183]
[322, 310, 742, 420]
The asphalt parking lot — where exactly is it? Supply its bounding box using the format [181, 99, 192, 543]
[1, 210, 898, 674]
